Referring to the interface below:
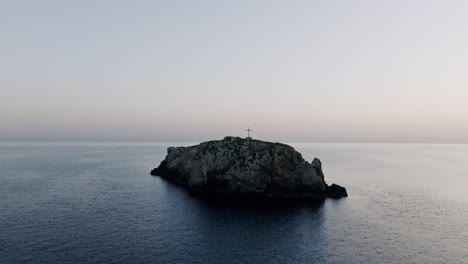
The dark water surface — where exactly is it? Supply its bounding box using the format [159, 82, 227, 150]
[1, 141, 467, 263]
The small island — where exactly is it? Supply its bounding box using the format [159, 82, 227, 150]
[151, 136, 347, 199]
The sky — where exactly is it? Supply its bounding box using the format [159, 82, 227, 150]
[1, 0, 468, 142]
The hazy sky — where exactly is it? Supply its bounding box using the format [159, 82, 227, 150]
[1, 0, 468, 142]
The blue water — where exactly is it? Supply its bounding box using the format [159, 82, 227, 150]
[1, 141, 467, 263]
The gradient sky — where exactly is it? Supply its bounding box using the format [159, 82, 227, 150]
[1, 0, 468, 142]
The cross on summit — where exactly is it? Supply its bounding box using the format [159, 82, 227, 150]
[246, 127, 252, 139]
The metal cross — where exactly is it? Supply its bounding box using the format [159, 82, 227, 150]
[246, 127, 252, 138]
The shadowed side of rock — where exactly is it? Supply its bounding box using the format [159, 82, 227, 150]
[151, 137, 347, 199]
[327, 184, 348, 198]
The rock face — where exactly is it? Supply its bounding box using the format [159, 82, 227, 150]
[151, 137, 347, 199]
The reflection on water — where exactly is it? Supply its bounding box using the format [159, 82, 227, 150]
[0, 141, 467, 263]
[187, 197, 327, 263]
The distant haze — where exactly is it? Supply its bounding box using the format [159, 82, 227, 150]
[1, 1, 468, 142]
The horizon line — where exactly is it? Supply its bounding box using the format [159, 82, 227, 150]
[0, 138, 466, 145]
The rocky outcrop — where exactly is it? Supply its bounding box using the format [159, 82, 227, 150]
[327, 184, 348, 199]
[151, 136, 347, 199]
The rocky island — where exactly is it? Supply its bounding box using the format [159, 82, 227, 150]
[151, 137, 347, 199]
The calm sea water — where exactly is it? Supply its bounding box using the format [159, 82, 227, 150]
[0, 141, 467, 264]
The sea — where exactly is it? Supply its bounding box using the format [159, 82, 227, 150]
[0, 141, 467, 264]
